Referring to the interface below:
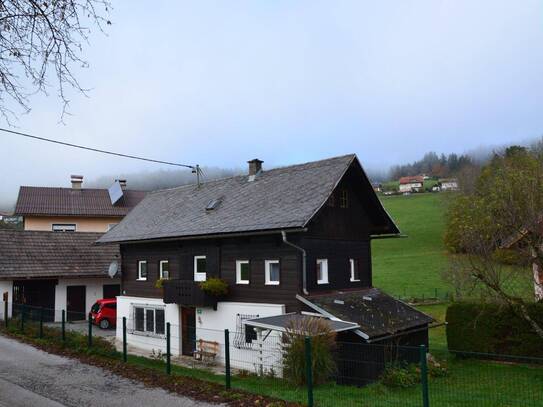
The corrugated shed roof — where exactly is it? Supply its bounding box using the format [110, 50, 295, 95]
[98, 154, 399, 243]
[15, 187, 146, 217]
[301, 288, 433, 339]
[0, 230, 119, 279]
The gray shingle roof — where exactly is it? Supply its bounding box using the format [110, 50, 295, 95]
[98, 154, 398, 243]
[0, 229, 119, 279]
[300, 288, 434, 339]
[15, 186, 146, 217]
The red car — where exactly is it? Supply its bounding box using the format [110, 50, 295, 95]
[90, 298, 117, 329]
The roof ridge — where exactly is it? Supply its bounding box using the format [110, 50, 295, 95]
[148, 153, 357, 196]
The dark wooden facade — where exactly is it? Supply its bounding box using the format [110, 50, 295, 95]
[120, 164, 377, 311]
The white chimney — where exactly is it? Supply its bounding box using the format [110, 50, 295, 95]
[71, 175, 83, 189]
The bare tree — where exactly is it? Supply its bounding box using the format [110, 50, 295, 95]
[445, 145, 543, 339]
[0, 0, 111, 122]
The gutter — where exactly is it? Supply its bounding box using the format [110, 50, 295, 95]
[281, 231, 308, 295]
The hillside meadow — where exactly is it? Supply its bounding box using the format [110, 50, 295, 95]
[372, 193, 450, 299]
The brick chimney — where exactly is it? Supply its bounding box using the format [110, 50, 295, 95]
[70, 175, 83, 189]
[247, 159, 263, 176]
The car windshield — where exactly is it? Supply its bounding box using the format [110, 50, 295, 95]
[91, 303, 100, 313]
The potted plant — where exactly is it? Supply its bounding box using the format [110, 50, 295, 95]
[155, 278, 167, 290]
[199, 278, 229, 309]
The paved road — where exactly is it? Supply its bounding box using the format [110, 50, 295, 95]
[0, 334, 217, 407]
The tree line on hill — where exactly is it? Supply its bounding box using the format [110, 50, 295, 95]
[388, 151, 474, 181]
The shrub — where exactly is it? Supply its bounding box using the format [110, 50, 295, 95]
[199, 278, 228, 297]
[282, 317, 337, 385]
[446, 302, 543, 357]
[380, 362, 419, 388]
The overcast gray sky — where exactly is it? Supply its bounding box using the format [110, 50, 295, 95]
[1, 0, 543, 208]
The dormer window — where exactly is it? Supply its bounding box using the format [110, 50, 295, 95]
[339, 190, 349, 208]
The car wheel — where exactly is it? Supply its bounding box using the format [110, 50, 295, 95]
[99, 319, 110, 329]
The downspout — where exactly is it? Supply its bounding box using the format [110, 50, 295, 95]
[281, 230, 308, 295]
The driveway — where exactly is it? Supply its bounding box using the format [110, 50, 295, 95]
[0, 334, 218, 407]
[45, 321, 116, 338]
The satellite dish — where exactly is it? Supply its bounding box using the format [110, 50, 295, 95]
[108, 261, 119, 278]
[108, 181, 124, 206]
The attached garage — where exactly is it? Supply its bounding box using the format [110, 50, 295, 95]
[0, 229, 120, 322]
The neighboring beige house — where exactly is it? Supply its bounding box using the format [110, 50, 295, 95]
[0, 176, 146, 322]
[15, 175, 145, 232]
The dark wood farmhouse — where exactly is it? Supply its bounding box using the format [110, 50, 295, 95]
[98, 154, 432, 382]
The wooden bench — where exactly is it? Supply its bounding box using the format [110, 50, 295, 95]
[193, 339, 219, 363]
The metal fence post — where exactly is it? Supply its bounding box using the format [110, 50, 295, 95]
[420, 344, 430, 407]
[88, 313, 92, 348]
[123, 317, 127, 363]
[4, 299, 8, 328]
[166, 322, 171, 375]
[225, 329, 231, 389]
[39, 307, 43, 338]
[305, 336, 314, 407]
[61, 310, 66, 342]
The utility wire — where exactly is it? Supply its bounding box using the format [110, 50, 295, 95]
[0, 127, 197, 170]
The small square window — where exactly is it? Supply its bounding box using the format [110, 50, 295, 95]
[194, 256, 207, 282]
[236, 260, 250, 284]
[316, 259, 329, 284]
[350, 259, 360, 282]
[137, 261, 147, 281]
[159, 260, 169, 279]
[339, 190, 349, 208]
[265, 260, 280, 285]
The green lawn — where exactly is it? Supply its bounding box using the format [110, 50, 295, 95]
[372, 193, 451, 299]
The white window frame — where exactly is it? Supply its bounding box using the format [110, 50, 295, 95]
[236, 260, 250, 285]
[316, 259, 329, 285]
[159, 260, 169, 280]
[265, 260, 280, 285]
[350, 258, 360, 282]
[132, 305, 166, 337]
[52, 223, 76, 232]
[137, 260, 147, 281]
[194, 255, 207, 282]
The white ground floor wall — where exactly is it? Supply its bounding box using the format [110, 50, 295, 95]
[115, 296, 285, 375]
[0, 280, 13, 318]
[54, 277, 115, 321]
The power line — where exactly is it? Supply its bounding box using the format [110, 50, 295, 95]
[0, 127, 197, 170]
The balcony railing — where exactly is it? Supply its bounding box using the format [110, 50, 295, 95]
[163, 280, 216, 307]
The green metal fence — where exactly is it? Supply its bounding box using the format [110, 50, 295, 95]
[1, 301, 542, 407]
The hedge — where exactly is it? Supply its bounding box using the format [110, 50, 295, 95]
[446, 302, 543, 357]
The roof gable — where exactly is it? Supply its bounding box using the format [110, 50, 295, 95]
[98, 154, 399, 243]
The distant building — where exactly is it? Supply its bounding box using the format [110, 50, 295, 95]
[372, 182, 382, 193]
[398, 176, 424, 193]
[439, 178, 459, 191]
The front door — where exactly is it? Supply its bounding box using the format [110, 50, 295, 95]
[181, 307, 196, 356]
[66, 286, 86, 321]
[103, 284, 120, 299]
